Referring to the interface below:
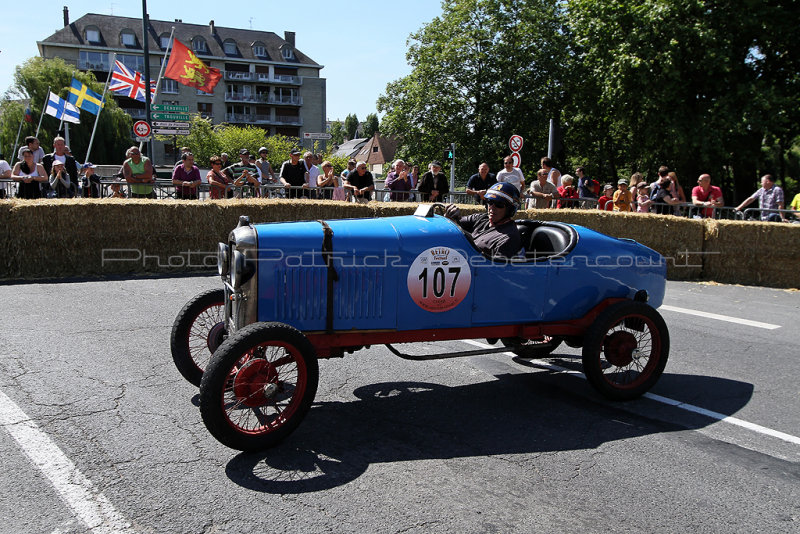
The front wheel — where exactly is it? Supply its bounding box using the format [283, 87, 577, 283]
[581, 301, 669, 400]
[200, 322, 319, 451]
[170, 289, 226, 386]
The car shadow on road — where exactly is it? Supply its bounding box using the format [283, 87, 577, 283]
[224, 370, 754, 494]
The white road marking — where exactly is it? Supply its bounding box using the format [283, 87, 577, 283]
[460, 340, 800, 446]
[659, 304, 781, 330]
[0, 389, 135, 534]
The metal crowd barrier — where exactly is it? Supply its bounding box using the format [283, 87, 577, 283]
[741, 207, 799, 222]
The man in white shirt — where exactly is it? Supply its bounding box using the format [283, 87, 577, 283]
[495, 155, 525, 192]
[18, 136, 45, 163]
[303, 151, 320, 198]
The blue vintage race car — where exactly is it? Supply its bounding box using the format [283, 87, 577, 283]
[171, 204, 669, 451]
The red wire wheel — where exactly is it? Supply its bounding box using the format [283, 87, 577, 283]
[171, 289, 226, 386]
[200, 322, 319, 451]
[581, 301, 670, 400]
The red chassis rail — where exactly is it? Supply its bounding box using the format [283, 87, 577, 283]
[306, 298, 626, 358]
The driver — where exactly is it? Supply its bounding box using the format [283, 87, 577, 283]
[444, 182, 522, 258]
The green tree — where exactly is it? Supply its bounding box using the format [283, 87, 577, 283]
[344, 113, 359, 140]
[1, 56, 132, 164]
[564, 0, 800, 202]
[377, 0, 569, 183]
[329, 120, 345, 145]
[363, 113, 380, 138]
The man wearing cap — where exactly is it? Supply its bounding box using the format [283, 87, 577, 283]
[224, 149, 262, 198]
[280, 148, 308, 199]
[444, 182, 522, 258]
[417, 161, 449, 202]
[42, 136, 79, 197]
[81, 163, 101, 198]
[255, 147, 277, 185]
[612, 178, 633, 211]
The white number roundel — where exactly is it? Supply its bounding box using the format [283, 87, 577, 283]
[407, 247, 471, 312]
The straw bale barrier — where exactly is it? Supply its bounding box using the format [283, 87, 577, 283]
[702, 219, 800, 288]
[0, 199, 797, 288]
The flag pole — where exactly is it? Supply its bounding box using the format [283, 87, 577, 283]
[142, 0, 154, 163]
[34, 86, 50, 139]
[11, 115, 25, 163]
[139, 27, 174, 153]
[85, 53, 116, 164]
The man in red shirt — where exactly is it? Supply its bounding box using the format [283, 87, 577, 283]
[691, 174, 724, 218]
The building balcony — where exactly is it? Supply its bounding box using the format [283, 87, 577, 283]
[78, 58, 111, 71]
[224, 92, 259, 103]
[268, 95, 302, 106]
[275, 115, 303, 126]
[225, 113, 302, 126]
[224, 71, 253, 81]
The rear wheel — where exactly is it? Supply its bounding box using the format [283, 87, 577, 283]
[501, 336, 562, 358]
[200, 322, 319, 451]
[581, 301, 669, 400]
[171, 289, 226, 386]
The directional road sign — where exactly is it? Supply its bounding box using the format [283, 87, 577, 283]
[153, 128, 190, 136]
[153, 121, 192, 128]
[151, 104, 189, 113]
[151, 112, 192, 121]
[303, 132, 332, 140]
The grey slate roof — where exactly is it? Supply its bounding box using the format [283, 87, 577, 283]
[40, 13, 321, 67]
[332, 138, 369, 158]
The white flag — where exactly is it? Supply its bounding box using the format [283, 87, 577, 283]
[45, 91, 80, 124]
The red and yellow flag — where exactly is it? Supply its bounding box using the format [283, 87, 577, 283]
[165, 39, 222, 93]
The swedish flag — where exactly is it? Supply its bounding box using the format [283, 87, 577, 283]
[68, 78, 105, 115]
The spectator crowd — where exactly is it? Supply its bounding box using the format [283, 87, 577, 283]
[1, 136, 798, 222]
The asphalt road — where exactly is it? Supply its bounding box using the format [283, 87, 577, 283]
[0, 276, 798, 533]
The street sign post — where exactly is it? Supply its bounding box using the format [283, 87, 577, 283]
[151, 112, 192, 121]
[151, 104, 189, 113]
[302, 132, 332, 140]
[153, 121, 192, 128]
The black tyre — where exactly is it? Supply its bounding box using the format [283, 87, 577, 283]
[581, 301, 669, 400]
[501, 336, 562, 358]
[170, 289, 226, 386]
[200, 322, 319, 451]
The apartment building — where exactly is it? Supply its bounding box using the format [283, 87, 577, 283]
[38, 8, 326, 162]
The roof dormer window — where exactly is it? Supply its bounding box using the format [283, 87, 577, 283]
[252, 42, 267, 58]
[86, 27, 101, 44]
[280, 45, 295, 60]
[193, 37, 208, 54]
[121, 29, 136, 47]
[159, 34, 171, 50]
[223, 39, 239, 56]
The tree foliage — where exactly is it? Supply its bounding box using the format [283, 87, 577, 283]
[363, 113, 380, 138]
[344, 113, 359, 140]
[378, 0, 800, 199]
[1, 57, 132, 164]
[329, 120, 345, 145]
[157, 116, 300, 167]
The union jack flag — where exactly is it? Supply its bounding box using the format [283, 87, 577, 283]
[109, 60, 156, 103]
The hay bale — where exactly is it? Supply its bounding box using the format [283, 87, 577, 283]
[703, 219, 800, 288]
[519, 208, 705, 280]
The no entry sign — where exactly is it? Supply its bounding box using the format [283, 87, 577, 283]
[509, 134, 523, 153]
